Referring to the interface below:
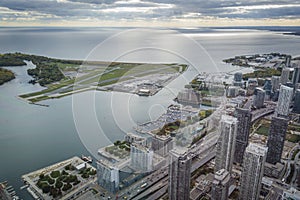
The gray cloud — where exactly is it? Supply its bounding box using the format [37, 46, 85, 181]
[0, 0, 299, 23]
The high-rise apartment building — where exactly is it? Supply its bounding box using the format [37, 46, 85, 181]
[211, 169, 231, 200]
[152, 135, 173, 157]
[234, 72, 243, 82]
[276, 85, 293, 117]
[285, 55, 291, 67]
[130, 143, 153, 172]
[253, 88, 265, 109]
[271, 76, 281, 93]
[293, 89, 300, 114]
[292, 63, 300, 85]
[234, 108, 252, 164]
[215, 115, 238, 173]
[266, 116, 289, 164]
[280, 68, 290, 85]
[168, 149, 191, 200]
[97, 160, 120, 193]
[263, 78, 272, 96]
[240, 143, 268, 200]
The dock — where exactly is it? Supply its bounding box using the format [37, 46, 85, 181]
[21, 156, 97, 200]
[0, 181, 20, 200]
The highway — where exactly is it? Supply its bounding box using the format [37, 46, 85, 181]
[122, 130, 219, 200]
[145, 185, 168, 200]
[282, 144, 300, 185]
[118, 101, 275, 200]
[131, 177, 168, 200]
[127, 150, 216, 200]
[251, 102, 276, 123]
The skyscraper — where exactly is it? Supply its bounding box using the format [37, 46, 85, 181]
[280, 68, 290, 85]
[293, 89, 300, 114]
[253, 88, 265, 109]
[234, 72, 243, 82]
[266, 116, 289, 164]
[285, 55, 291, 67]
[211, 169, 231, 200]
[152, 135, 173, 157]
[130, 143, 153, 172]
[97, 160, 120, 193]
[240, 143, 268, 200]
[234, 108, 252, 164]
[292, 62, 300, 85]
[215, 115, 238, 173]
[177, 88, 201, 107]
[263, 78, 272, 97]
[169, 149, 191, 200]
[271, 76, 281, 92]
[276, 85, 293, 117]
[247, 78, 258, 95]
[233, 72, 244, 87]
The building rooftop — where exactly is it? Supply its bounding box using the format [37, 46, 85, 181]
[170, 147, 189, 158]
[214, 169, 230, 181]
[246, 143, 268, 156]
[221, 115, 238, 124]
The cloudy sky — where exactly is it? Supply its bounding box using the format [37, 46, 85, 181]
[0, 0, 300, 26]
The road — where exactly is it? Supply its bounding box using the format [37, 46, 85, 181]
[251, 102, 276, 123]
[145, 185, 168, 200]
[121, 130, 219, 200]
[282, 144, 299, 184]
[292, 149, 300, 187]
[131, 177, 168, 200]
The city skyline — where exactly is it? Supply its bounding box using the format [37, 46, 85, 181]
[0, 10, 300, 198]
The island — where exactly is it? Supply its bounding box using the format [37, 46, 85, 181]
[0, 53, 188, 104]
[0, 68, 15, 85]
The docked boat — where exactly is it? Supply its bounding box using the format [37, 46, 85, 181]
[81, 155, 93, 163]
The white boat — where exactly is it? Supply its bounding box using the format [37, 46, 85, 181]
[81, 155, 93, 163]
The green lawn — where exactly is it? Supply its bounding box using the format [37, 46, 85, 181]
[286, 133, 300, 143]
[18, 59, 186, 103]
[256, 125, 270, 136]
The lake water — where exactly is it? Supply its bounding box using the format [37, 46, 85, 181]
[0, 27, 300, 199]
